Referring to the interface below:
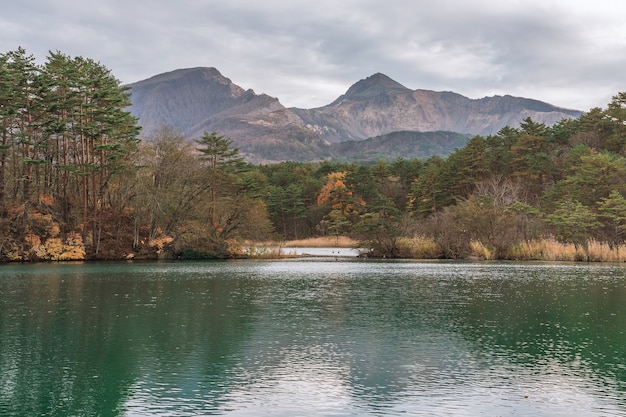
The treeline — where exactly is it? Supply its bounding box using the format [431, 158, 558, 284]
[261, 106, 626, 260]
[0, 48, 140, 260]
[2, 48, 626, 261]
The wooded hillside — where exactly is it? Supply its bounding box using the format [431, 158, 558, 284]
[2, 48, 626, 261]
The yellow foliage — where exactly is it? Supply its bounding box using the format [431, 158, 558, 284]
[60, 233, 86, 260]
[149, 235, 174, 254]
[22, 232, 86, 261]
[327, 172, 346, 182]
[49, 223, 60, 237]
[28, 211, 62, 236]
[43, 238, 64, 260]
[59, 246, 86, 261]
[6, 250, 23, 261]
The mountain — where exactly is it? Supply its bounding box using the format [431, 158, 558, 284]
[127, 68, 328, 162]
[290, 73, 582, 143]
[127, 68, 583, 162]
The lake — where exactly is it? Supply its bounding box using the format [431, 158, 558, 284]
[0, 260, 625, 416]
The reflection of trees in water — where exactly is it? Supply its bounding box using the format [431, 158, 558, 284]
[1, 263, 625, 415]
[0, 265, 262, 416]
[225, 273, 472, 411]
[449, 267, 626, 388]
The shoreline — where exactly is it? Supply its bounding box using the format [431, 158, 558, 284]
[4, 236, 626, 264]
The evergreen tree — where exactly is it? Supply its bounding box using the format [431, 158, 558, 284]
[605, 92, 626, 154]
[408, 156, 449, 216]
[196, 131, 244, 228]
[0, 48, 140, 259]
[545, 200, 602, 257]
[598, 190, 626, 248]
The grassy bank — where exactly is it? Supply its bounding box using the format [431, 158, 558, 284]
[399, 236, 626, 262]
[231, 235, 626, 262]
[502, 239, 626, 262]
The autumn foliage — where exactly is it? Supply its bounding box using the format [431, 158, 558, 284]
[4, 47, 626, 261]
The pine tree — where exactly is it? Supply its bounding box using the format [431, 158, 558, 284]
[196, 132, 243, 230]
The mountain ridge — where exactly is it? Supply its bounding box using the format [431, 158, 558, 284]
[127, 68, 583, 162]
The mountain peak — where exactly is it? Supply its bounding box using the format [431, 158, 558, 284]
[129, 67, 235, 88]
[337, 73, 411, 102]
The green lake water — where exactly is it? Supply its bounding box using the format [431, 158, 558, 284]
[0, 260, 625, 416]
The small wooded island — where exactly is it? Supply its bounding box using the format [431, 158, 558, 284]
[2, 48, 626, 262]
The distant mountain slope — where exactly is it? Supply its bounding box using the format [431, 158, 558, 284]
[329, 131, 471, 162]
[127, 68, 327, 162]
[127, 68, 583, 162]
[290, 73, 582, 142]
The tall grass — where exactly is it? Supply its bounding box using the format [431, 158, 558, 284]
[281, 236, 358, 248]
[508, 239, 626, 262]
[469, 241, 496, 260]
[396, 236, 442, 259]
[395, 236, 626, 262]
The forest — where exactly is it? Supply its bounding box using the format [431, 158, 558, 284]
[2, 48, 626, 262]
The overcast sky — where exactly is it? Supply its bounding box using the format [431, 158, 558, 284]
[2, 0, 625, 110]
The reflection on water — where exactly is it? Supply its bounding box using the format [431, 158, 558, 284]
[0, 260, 625, 416]
[281, 247, 361, 257]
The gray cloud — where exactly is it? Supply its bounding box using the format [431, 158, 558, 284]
[1, 0, 624, 110]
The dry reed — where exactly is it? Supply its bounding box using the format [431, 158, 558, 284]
[397, 236, 441, 259]
[507, 239, 626, 262]
[469, 241, 495, 260]
[279, 236, 358, 248]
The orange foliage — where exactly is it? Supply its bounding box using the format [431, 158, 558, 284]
[24, 233, 42, 246]
[317, 172, 349, 206]
[65, 232, 84, 246]
[6, 203, 25, 218]
[38, 194, 54, 205]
